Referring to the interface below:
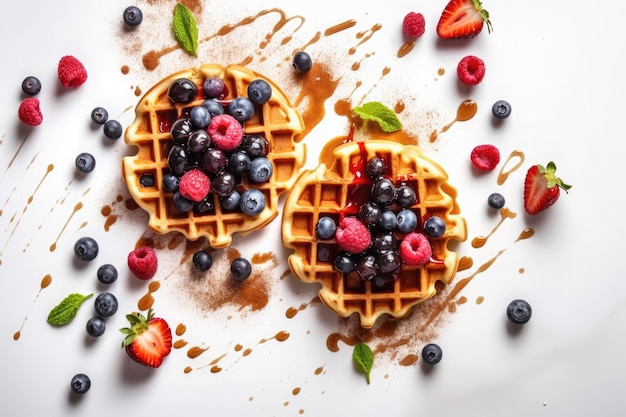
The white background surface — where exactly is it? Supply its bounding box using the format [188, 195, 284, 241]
[1, 1, 626, 416]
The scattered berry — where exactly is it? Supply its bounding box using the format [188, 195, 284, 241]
[203, 77, 226, 99]
[231, 257, 252, 280]
[396, 209, 418, 234]
[221, 190, 241, 211]
[75, 152, 96, 173]
[18, 98, 43, 126]
[86, 316, 106, 337]
[162, 172, 180, 192]
[127, 246, 158, 280]
[208, 114, 243, 151]
[523, 162, 571, 215]
[379, 210, 397, 231]
[120, 308, 172, 368]
[506, 299, 532, 324]
[334, 253, 356, 273]
[292, 51, 312, 73]
[239, 188, 266, 215]
[247, 79, 272, 105]
[21, 76, 42, 96]
[140, 173, 155, 187]
[400, 232, 432, 266]
[192, 250, 213, 272]
[58, 55, 88, 88]
[423, 216, 446, 237]
[402, 12, 426, 38]
[94, 292, 118, 317]
[470, 144, 500, 171]
[90, 107, 109, 125]
[70, 373, 91, 394]
[457, 55, 486, 86]
[189, 105, 211, 129]
[178, 169, 211, 202]
[167, 78, 198, 103]
[123, 6, 143, 27]
[487, 192, 505, 209]
[103, 120, 123, 140]
[228, 97, 255, 123]
[173, 191, 194, 212]
[74, 237, 99, 261]
[492, 100, 512, 119]
[248, 157, 273, 183]
[316, 216, 337, 239]
[436, 0, 492, 39]
[366, 157, 386, 177]
[97, 264, 118, 285]
[421, 343, 443, 365]
[335, 217, 371, 254]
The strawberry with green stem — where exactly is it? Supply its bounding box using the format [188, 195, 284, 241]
[523, 162, 571, 215]
[437, 0, 492, 39]
[120, 308, 172, 368]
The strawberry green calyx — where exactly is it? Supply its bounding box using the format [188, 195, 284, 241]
[472, 0, 493, 33]
[539, 162, 572, 192]
[119, 308, 155, 347]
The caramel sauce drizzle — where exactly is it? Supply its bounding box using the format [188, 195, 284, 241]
[429, 99, 478, 142]
[13, 274, 52, 341]
[497, 150, 525, 185]
[471, 208, 517, 248]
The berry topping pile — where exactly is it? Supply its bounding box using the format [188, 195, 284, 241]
[160, 76, 275, 216]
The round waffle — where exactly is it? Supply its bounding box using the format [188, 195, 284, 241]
[122, 64, 305, 248]
[282, 138, 467, 328]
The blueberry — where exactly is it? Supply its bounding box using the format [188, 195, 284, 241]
[292, 51, 313, 73]
[487, 192, 505, 209]
[359, 201, 382, 226]
[423, 216, 446, 238]
[366, 157, 386, 177]
[379, 210, 397, 231]
[21, 76, 41, 96]
[377, 251, 401, 274]
[240, 134, 269, 157]
[173, 191, 194, 212]
[220, 190, 241, 211]
[230, 257, 252, 280]
[492, 100, 512, 119]
[189, 106, 212, 129]
[74, 237, 99, 261]
[170, 118, 194, 144]
[506, 299, 532, 325]
[162, 172, 180, 192]
[94, 292, 118, 317]
[75, 152, 96, 173]
[202, 77, 226, 99]
[421, 343, 443, 365]
[211, 172, 237, 197]
[248, 157, 273, 183]
[140, 173, 155, 187]
[123, 6, 143, 27]
[228, 97, 255, 123]
[168, 78, 198, 103]
[228, 151, 251, 175]
[86, 316, 106, 337]
[371, 178, 395, 205]
[316, 216, 337, 239]
[239, 189, 266, 215]
[333, 253, 356, 273]
[356, 255, 377, 281]
[247, 79, 272, 105]
[103, 120, 123, 140]
[201, 99, 225, 117]
[196, 199, 215, 214]
[187, 129, 211, 153]
[90, 107, 109, 125]
[396, 209, 417, 234]
[167, 145, 194, 177]
[192, 250, 213, 272]
[395, 184, 417, 207]
[200, 148, 227, 173]
[70, 373, 91, 394]
[371, 233, 397, 253]
[97, 264, 118, 285]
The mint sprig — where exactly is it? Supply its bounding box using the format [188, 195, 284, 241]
[172, 3, 199, 55]
[353, 102, 402, 133]
[353, 342, 374, 384]
[47, 293, 93, 326]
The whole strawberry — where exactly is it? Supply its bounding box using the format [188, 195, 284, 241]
[120, 308, 172, 368]
[523, 162, 571, 215]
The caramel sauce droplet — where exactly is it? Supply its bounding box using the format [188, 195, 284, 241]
[497, 150, 525, 185]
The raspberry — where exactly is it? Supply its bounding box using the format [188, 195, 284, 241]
[402, 12, 426, 38]
[18, 98, 43, 126]
[58, 55, 88, 88]
[208, 114, 243, 151]
[399, 232, 432, 266]
[178, 169, 211, 202]
[470, 144, 500, 171]
[128, 246, 158, 280]
[335, 217, 371, 254]
[457, 55, 486, 86]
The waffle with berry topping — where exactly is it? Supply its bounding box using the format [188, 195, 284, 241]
[282, 138, 467, 328]
[123, 64, 305, 248]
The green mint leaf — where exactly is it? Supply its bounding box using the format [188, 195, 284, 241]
[172, 3, 199, 55]
[352, 102, 402, 133]
[352, 342, 374, 384]
[47, 293, 93, 326]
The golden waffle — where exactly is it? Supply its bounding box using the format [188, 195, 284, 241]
[282, 138, 467, 328]
[123, 64, 305, 248]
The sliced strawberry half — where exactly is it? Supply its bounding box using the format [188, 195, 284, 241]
[120, 308, 172, 368]
[523, 162, 572, 215]
[437, 0, 492, 39]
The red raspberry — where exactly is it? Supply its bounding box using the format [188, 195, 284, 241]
[208, 114, 243, 151]
[58, 55, 88, 88]
[457, 55, 486, 86]
[470, 144, 500, 171]
[335, 217, 371, 254]
[179, 169, 211, 202]
[402, 12, 426, 38]
[18, 98, 43, 126]
[400, 232, 432, 266]
[128, 246, 158, 280]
